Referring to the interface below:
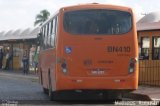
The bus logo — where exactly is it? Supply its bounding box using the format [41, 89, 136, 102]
[65, 46, 72, 54]
[84, 59, 92, 66]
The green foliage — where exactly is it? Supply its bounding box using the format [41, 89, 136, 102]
[34, 9, 50, 26]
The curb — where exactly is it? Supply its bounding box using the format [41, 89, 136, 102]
[0, 72, 39, 81]
[123, 92, 152, 101]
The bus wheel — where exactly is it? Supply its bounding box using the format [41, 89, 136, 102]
[43, 87, 49, 94]
[48, 72, 54, 100]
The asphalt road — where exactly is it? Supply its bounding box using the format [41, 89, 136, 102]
[0, 72, 154, 106]
[0, 72, 116, 105]
[0, 72, 155, 106]
[0, 74, 49, 101]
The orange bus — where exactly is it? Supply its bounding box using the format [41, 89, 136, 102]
[38, 3, 138, 100]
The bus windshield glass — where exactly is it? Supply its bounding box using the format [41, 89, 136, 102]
[64, 9, 132, 35]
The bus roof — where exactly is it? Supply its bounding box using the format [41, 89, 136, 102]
[61, 3, 132, 12]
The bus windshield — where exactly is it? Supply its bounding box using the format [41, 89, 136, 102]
[64, 9, 132, 35]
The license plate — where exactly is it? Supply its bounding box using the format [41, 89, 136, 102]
[91, 70, 105, 75]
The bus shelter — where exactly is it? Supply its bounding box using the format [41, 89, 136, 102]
[0, 27, 40, 72]
[137, 11, 160, 86]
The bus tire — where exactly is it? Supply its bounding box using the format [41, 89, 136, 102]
[48, 71, 54, 100]
[43, 87, 49, 94]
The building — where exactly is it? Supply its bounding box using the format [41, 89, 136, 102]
[137, 11, 160, 86]
[0, 27, 40, 71]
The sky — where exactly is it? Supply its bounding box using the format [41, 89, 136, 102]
[0, 0, 160, 31]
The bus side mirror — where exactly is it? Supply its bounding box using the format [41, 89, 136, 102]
[38, 32, 42, 36]
[37, 33, 42, 45]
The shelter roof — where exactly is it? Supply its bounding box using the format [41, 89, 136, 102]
[0, 27, 40, 41]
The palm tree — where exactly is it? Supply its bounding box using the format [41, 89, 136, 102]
[34, 9, 50, 26]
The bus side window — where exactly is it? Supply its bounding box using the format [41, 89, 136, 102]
[42, 26, 46, 50]
[47, 23, 50, 48]
[152, 36, 160, 60]
[140, 37, 150, 60]
[51, 18, 56, 47]
[44, 25, 48, 49]
[49, 20, 53, 47]
[55, 16, 58, 35]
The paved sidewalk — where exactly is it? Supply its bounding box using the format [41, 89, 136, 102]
[124, 85, 160, 101]
[131, 85, 160, 101]
[0, 70, 38, 81]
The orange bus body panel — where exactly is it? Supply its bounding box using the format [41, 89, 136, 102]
[39, 49, 56, 89]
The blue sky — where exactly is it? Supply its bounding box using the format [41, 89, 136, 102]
[0, 0, 159, 31]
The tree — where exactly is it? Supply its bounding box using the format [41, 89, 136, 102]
[34, 9, 50, 26]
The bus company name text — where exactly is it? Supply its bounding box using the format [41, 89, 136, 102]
[107, 46, 130, 53]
